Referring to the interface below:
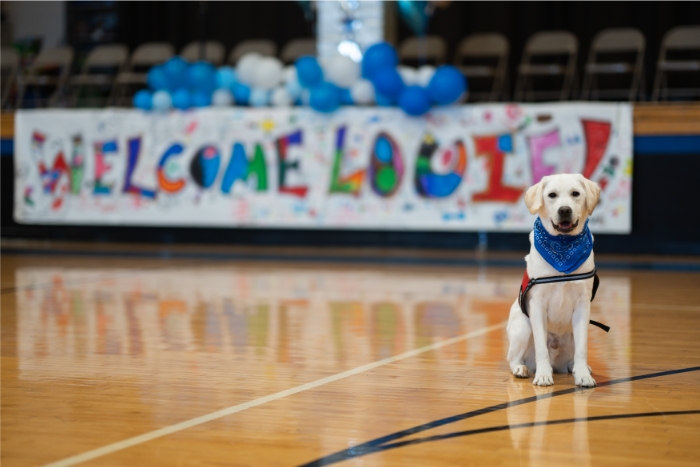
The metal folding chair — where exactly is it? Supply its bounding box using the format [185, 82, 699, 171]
[514, 31, 578, 102]
[1, 46, 20, 109]
[16, 46, 74, 108]
[69, 44, 128, 107]
[228, 40, 277, 65]
[111, 42, 174, 106]
[581, 28, 645, 101]
[181, 41, 226, 66]
[652, 26, 700, 101]
[454, 33, 509, 102]
[399, 36, 448, 66]
[280, 39, 316, 64]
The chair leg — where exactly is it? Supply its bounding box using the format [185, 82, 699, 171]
[651, 68, 662, 102]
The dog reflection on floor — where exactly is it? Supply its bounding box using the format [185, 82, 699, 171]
[506, 380, 594, 466]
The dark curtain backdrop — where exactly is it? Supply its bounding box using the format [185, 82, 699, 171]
[114, 1, 314, 56]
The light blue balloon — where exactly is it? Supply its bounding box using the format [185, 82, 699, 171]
[172, 88, 191, 110]
[232, 82, 251, 105]
[133, 89, 153, 110]
[152, 90, 173, 112]
[216, 66, 237, 89]
[285, 78, 303, 100]
[249, 88, 269, 107]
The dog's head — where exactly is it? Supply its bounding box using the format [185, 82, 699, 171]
[524, 174, 600, 235]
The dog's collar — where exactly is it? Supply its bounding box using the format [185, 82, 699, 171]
[518, 269, 609, 332]
[533, 217, 593, 274]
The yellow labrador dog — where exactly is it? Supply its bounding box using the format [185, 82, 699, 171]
[507, 174, 601, 387]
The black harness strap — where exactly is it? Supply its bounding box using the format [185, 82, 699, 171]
[518, 269, 609, 332]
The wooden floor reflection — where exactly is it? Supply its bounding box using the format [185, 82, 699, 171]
[2, 253, 699, 467]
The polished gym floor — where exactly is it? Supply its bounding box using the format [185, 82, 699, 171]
[2, 243, 700, 467]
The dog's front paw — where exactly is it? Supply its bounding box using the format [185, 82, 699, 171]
[575, 373, 596, 387]
[532, 372, 554, 386]
[513, 365, 529, 378]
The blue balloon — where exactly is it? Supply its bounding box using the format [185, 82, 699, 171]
[371, 68, 404, 98]
[172, 88, 191, 110]
[191, 90, 212, 108]
[427, 65, 466, 105]
[147, 66, 169, 91]
[398, 85, 431, 116]
[216, 66, 237, 90]
[309, 82, 340, 113]
[362, 42, 398, 79]
[339, 87, 353, 105]
[163, 56, 189, 91]
[186, 61, 217, 93]
[249, 88, 269, 107]
[375, 91, 394, 107]
[295, 56, 323, 89]
[232, 82, 251, 105]
[152, 90, 172, 112]
[133, 89, 153, 110]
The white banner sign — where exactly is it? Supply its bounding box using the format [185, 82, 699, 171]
[14, 103, 632, 232]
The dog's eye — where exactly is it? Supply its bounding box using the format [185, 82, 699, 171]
[548, 193, 557, 199]
[572, 191, 580, 197]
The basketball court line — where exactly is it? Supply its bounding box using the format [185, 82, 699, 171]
[41, 321, 507, 467]
[300, 366, 700, 466]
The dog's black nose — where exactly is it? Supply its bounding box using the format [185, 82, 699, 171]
[558, 206, 572, 217]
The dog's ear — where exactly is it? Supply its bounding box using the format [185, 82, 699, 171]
[579, 175, 601, 215]
[524, 178, 546, 214]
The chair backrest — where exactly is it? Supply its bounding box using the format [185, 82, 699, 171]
[31, 46, 74, 71]
[180, 41, 226, 65]
[1, 46, 20, 69]
[661, 26, 700, 52]
[280, 39, 316, 63]
[524, 31, 578, 57]
[590, 28, 645, 54]
[455, 33, 508, 60]
[399, 36, 448, 64]
[228, 40, 277, 64]
[82, 44, 129, 71]
[130, 42, 174, 67]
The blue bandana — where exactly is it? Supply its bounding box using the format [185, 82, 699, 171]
[533, 217, 593, 274]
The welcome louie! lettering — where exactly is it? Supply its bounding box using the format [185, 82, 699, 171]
[16, 105, 631, 233]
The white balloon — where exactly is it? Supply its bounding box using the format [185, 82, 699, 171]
[283, 65, 297, 84]
[417, 65, 436, 87]
[271, 87, 293, 107]
[254, 57, 284, 90]
[350, 79, 375, 105]
[212, 88, 234, 107]
[324, 55, 360, 88]
[236, 53, 262, 86]
[398, 66, 419, 86]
